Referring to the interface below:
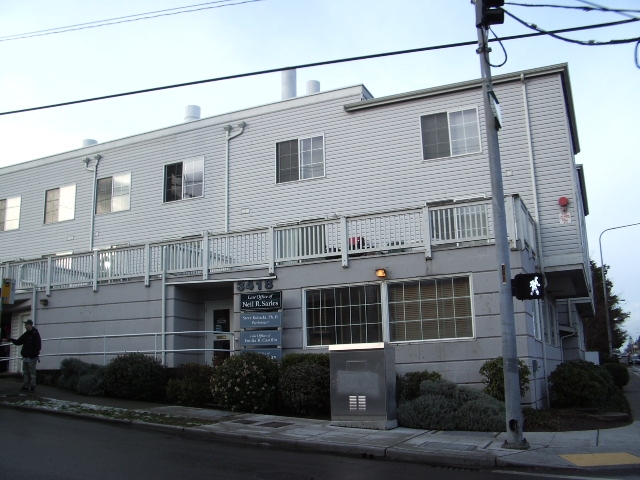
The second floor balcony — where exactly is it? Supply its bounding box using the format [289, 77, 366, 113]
[2, 195, 564, 296]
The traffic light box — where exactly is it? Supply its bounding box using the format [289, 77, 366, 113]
[511, 273, 545, 300]
[475, 0, 505, 28]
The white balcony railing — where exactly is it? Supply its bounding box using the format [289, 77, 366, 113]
[0, 196, 537, 292]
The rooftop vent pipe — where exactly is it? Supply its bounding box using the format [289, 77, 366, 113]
[281, 70, 296, 100]
[82, 139, 98, 147]
[306, 80, 320, 95]
[184, 105, 201, 122]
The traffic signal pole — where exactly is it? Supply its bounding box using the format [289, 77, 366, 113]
[475, 0, 529, 449]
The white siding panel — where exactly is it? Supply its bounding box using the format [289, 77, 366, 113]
[0, 72, 587, 272]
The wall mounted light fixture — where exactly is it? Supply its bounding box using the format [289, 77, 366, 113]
[375, 268, 387, 278]
[39, 298, 49, 306]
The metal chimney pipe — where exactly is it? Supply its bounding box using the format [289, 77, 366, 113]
[184, 105, 201, 122]
[82, 139, 98, 148]
[306, 80, 320, 95]
[281, 70, 296, 100]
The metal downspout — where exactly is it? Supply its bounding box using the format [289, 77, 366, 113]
[18, 265, 37, 325]
[161, 246, 167, 365]
[522, 74, 550, 407]
[86, 154, 102, 251]
[223, 122, 246, 233]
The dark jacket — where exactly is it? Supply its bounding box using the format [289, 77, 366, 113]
[10, 328, 41, 359]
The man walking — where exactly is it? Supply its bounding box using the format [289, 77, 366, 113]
[4, 320, 41, 392]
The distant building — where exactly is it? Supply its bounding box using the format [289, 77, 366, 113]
[0, 63, 592, 408]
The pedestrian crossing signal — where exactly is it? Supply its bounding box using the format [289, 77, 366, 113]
[511, 273, 544, 300]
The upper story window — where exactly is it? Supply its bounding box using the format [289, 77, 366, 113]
[420, 108, 480, 160]
[164, 157, 204, 203]
[44, 184, 76, 224]
[96, 172, 131, 214]
[276, 135, 325, 184]
[0, 195, 21, 231]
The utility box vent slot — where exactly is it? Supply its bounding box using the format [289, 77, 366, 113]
[349, 395, 367, 411]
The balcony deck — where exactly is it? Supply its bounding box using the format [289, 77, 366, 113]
[1, 196, 538, 293]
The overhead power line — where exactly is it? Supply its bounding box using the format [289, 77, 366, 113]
[504, 9, 640, 45]
[507, 1, 640, 15]
[0, 0, 263, 42]
[0, 18, 637, 117]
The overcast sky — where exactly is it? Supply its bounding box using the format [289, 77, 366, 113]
[0, 0, 638, 343]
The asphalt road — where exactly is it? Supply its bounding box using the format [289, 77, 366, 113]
[0, 408, 592, 480]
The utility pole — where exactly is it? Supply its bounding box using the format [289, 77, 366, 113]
[475, 0, 528, 449]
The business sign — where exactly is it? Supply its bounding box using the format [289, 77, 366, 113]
[240, 312, 282, 328]
[240, 330, 282, 346]
[243, 348, 283, 361]
[240, 291, 282, 311]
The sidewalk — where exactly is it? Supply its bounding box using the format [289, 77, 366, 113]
[2, 371, 640, 473]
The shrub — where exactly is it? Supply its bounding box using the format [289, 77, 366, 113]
[397, 378, 505, 431]
[166, 363, 216, 407]
[396, 370, 442, 403]
[281, 352, 330, 370]
[548, 360, 615, 409]
[57, 358, 103, 392]
[278, 362, 330, 416]
[455, 399, 505, 432]
[479, 357, 531, 401]
[603, 362, 629, 388]
[103, 353, 168, 401]
[76, 369, 105, 396]
[398, 395, 459, 430]
[210, 352, 279, 413]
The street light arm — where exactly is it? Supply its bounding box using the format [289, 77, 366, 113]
[598, 222, 640, 357]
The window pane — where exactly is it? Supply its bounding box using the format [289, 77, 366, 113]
[183, 158, 204, 199]
[165, 163, 182, 202]
[299, 136, 324, 180]
[1, 196, 21, 231]
[0, 200, 5, 231]
[112, 173, 131, 212]
[58, 185, 76, 221]
[96, 177, 112, 214]
[422, 109, 480, 160]
[45, 189, 59, 224]
[276, 140, 299, 183]
[421, 113, 450, 160]
[305, 285, 381, 346]
[389, 277, 472, 342]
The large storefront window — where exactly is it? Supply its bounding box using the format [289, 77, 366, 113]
[389, 276, 472, 342]
[305, 284, 382, 346]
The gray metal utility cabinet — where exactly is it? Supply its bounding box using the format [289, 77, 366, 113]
[329, 342, 397, 430]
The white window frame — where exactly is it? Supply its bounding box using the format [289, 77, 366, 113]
[44, 184, 76, 224]
[276, 134, 325, 184]
[420, 107, 481, 160]
[0, 195, 21, 231]
[303, 282, 382, 347]
[96, 172, 131, 214]
[164, 156, 205, 203]
[387, 274, 474, 343]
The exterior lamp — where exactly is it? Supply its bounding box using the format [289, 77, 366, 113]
[375, 268, 387, 278]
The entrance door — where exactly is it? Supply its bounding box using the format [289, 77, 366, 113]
[205, 301, 233, 365]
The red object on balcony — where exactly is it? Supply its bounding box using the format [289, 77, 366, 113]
[349, 236, 364, 248]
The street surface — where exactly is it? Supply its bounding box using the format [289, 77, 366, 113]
[1, 409, 639, 480]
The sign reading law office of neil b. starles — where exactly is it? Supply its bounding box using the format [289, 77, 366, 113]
[240, 291, 282, 311]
